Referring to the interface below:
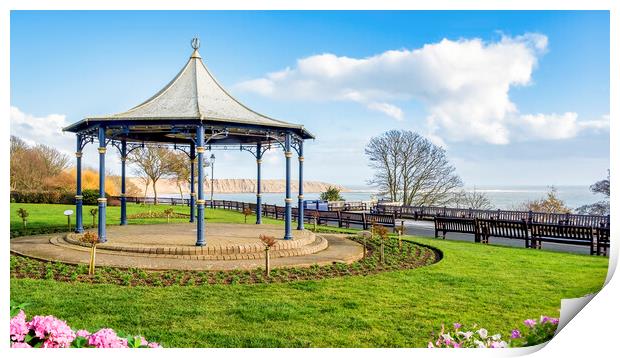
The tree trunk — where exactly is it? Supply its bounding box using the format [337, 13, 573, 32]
[265, 249, 271, 277]
[153, 181, 158, 205]
[143, 182, 149, 201]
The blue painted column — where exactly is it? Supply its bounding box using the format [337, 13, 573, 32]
[256, 142, 263, 224]
[75, 134, 84, 233]
[195, 125, 206, 246]
[189, 143, 196, 223]
[97, 126, 107, 243]
[297, 140, 304, 230]
[120, 140, 128, 225]
[284, 132, 292, 240]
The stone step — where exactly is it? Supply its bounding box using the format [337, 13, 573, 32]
[64, 230, 316, 255]
[52, 235, 329, 261]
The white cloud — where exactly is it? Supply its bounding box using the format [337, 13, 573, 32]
[518, 112, 610, 140]
[236, 33, 607, 144]
[367, 102, 403, 121]
[10, 106, 130, 174]
[10, 106, 73, 156]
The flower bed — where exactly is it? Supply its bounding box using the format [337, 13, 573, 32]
[428, 316, 560, 348]
[127, 211, 188, 219]
[10, 309, 161, 348]
[10, 235, 440, 286]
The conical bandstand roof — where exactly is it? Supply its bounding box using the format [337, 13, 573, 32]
[64, 41, 313, 144]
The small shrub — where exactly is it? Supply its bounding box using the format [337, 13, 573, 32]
[17, 208, 29, 229]
[89, 208, 98, 226]
[259, 234, 277, 277]
[242, 207, 252, 223]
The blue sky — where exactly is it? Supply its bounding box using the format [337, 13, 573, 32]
[10, 11, 610, 187]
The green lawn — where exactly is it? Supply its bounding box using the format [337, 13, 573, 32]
[10, 203, 609, 347]
[10, 202, 282, 230]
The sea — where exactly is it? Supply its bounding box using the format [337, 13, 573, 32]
[174, 185, 605, 211]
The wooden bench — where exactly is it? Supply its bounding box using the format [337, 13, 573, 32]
[595, 227, 610, 256]
[476, 219, 530, 246]
[263, 204, 277, 218]
[366, 213, 398, 232]
[339, 211, 366, 229]
[318, 210, 341, 226]
[530, 223, 595, 254]
[275, 206, 286, 220]
[434, 217, 478, 241]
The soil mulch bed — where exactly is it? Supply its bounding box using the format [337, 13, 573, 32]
[10, 236, 442, 286]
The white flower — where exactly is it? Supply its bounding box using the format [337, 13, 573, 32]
[474, 340, 486, 348]
[491, 334, 502, 341]
[477, 328, 488, 339]
[458, 331, 474, 340]
[441, 333, 453, 342]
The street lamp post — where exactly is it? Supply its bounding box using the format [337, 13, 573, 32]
[209, 154, 215, 207]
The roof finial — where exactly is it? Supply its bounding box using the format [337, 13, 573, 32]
[191, 37, 200, 50]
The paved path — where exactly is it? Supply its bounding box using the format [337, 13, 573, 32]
[11, 233, 364, 271]
[403, 219, 591, 255]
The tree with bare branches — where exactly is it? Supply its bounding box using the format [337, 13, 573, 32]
[452, 188, 493, 210]
[168, 152, 191, 201]
[365, 130, 462, 206]
[10, 136, 71, 191]
[127, 147, 176, 204]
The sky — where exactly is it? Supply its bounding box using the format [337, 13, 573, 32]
[10, 10, 610, 188]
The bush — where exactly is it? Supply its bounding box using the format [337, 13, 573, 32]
[10, 191, 74, 204]
[82, 189, 100, 205]
[10, 309, 162, 348]
[80, 189, 112, 205]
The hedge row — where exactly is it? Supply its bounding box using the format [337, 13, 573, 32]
[11, 189, 112, 205]
[10, 225, 97, 239]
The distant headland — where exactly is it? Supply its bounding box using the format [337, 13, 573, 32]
[127, 178, 350, 196]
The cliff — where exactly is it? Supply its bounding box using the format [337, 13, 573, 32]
[127, 178, 349, 196]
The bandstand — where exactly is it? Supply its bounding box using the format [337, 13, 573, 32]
[63, 38, 314, 246]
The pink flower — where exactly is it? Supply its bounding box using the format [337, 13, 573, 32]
[540, 316, 550, 324]
[490, 341, 508, 348]
[88, 328, 128, 348]
[76, 329, 90, 338]
[511, 329, 522, 339]
[453, 322, 462, 330]
[550, 318, 559, 325]
[428, 342, 435, 348]
[523, 319, 537, 328]
[27, 315, 76, 348]
[147, 342, 162, 348]
[10, 310, 29, 342]
[12, 342, 32, 348]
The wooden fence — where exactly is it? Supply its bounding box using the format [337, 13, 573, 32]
[374, 204, 610, 228]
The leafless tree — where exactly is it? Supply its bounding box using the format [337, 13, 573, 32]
[452, 188, 493, 210]
[169, 152, 191, 200]
[365, 130, 462, 206]
[10, 136, 70, 191]
[127, 147, 176, 204]
[365, 130, 402, 201]
[35, 143, 71, 175]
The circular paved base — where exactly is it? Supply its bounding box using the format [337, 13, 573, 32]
[10, 223, 364, 271]
[63, 223, 326, 260]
